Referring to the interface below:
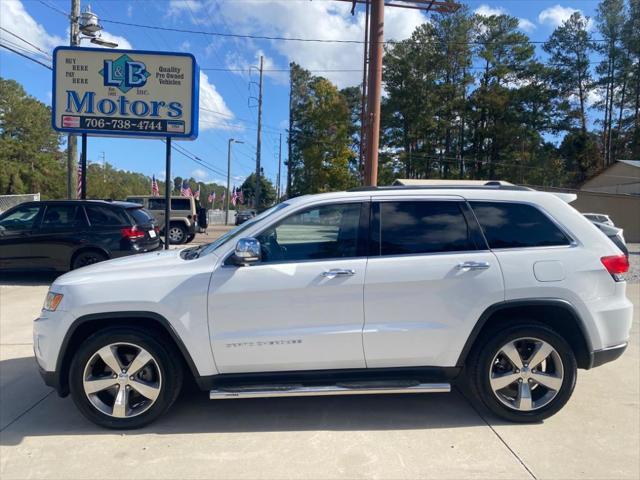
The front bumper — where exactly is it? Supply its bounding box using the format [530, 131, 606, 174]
[590, 342, 628, 368]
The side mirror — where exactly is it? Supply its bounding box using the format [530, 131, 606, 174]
[233, 237, 261, 266]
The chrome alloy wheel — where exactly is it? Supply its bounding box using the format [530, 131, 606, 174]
[489, 337, 564, 412]
[82, 343, 162, 418]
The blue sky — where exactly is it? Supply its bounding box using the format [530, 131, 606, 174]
[0, 0, 603, 190]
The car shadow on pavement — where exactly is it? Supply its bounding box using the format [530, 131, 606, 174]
[0, 355, 499, 445]
[0, 271, 59, 286]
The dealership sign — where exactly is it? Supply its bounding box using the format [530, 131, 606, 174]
[52, 47, 199, 139]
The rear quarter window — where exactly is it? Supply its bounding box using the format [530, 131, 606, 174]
[471, 202, 571, 249]
[85, 205, 130, 227]
[128, 207, 155, 225]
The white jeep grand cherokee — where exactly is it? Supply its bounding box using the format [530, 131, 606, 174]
[34, 185, 633, 429]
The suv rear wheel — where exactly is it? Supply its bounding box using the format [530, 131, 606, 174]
[168, 223, 187, 244]
[467, 322, 577, 422]
[69, 327, 183, 429]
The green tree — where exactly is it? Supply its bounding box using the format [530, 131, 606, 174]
[0, 77, 64, 198]
[240, 173, 276, 210]
[288, 63, 357, 195]
[543, 12, 594, 134]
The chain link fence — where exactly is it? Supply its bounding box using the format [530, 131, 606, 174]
[0, 194, 40, 214]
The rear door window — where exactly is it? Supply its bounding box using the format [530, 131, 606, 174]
[41, 205, 86, 228]
[375, 201, 477, 256]
[85, 205, 130, 227]
[471, 202, 571, 249]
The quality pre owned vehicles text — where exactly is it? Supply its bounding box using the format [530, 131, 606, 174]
[33, 185, 633, 428]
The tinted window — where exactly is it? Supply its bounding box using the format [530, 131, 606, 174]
[128, 208, 154, 225]
[257, 203, 362, 263]
[147, 198, 191, 210]
[377, 201, 476, 255]
[0, 205, 42, 231]
[471, 202, 570, 249]
[42, 205, 85, 228]
[85, 205, 129, 226]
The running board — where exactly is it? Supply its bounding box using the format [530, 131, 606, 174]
[209, 382, 450, 400]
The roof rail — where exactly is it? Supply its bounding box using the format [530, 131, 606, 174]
[347, 184, 535, 192]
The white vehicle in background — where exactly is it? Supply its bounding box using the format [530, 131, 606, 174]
[583, 213, 615, 227]
[34, 184, 632, 429]
[582, 214, 628, 256]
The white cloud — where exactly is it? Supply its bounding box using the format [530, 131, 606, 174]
[191, 168, 208, 181]
[167, 0, 203, 17]
[538, 5, 579, 27]
[189, 0, 428, 88]
[127, 4, 133, 18]
[225, 49, 288, 85]
[179, 41, 191, 52]
[198, 71, 242, 131]
[474, 5, 506, 17]
[518, 18, 537, 33]
[0, 0, 64, 55]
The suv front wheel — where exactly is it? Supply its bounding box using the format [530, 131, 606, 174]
[467, 322, 577, 422]
[69, 327, 183, 429]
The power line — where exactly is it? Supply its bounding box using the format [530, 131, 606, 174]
[0, 27, 52, 58]
[0, 43, 52, 70]
[99, 17, 610, 46]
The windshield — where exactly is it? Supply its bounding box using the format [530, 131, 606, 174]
[198, 203, 290, 256]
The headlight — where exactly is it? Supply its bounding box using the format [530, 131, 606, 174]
[43, 292, 64, 311]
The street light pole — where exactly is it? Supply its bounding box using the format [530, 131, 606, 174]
[225, 138, 243, 225]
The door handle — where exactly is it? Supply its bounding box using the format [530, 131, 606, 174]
[457, 261, 490, 271]
[322, 268, 356, 279]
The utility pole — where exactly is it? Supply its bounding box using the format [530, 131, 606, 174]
[68, 0, 80, 199]
[225, 138, 243, 225]
[338, 1, 460, 186]
[276, 134, 282, 200]
[254, 55, 264, 210]
[287, 66, 293, 198]
[363, 0, 384, 186]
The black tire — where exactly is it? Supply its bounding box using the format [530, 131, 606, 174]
[185, 233, 196, 243]
[466, 322, 577, 423]
[71, 250, 107, 270]
[69, 327, 183, 429]
[168, 223, 187, 244]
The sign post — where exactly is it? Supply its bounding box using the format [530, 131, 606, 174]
[52, 47, 199, 249]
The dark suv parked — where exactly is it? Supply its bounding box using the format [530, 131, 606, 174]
[0, 200, 161, 272]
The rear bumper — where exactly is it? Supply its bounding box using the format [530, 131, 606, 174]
[590, 342, 628, 368]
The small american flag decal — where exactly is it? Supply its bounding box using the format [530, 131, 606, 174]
[62, 116, 80, 128]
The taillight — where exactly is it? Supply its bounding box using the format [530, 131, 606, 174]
[154, 226, 160, 234]
[121, 226, 145, 240]
[601, 255, 629, 281]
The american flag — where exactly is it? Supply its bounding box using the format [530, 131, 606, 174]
[208, 191, 216, 204]
[181, 180, 192, 197]
[194, 184, 201, 201]
[231, 186, 238, 206]
[76, 162, 83, 199]
[238, 188, 245, 205]
[151, 175, 160, 197]
[220, 190, 225, 205]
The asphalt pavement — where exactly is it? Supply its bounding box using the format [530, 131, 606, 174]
[0, 237, 638, 479]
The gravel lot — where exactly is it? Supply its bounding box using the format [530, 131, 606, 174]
[628, 243, 640, 284]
